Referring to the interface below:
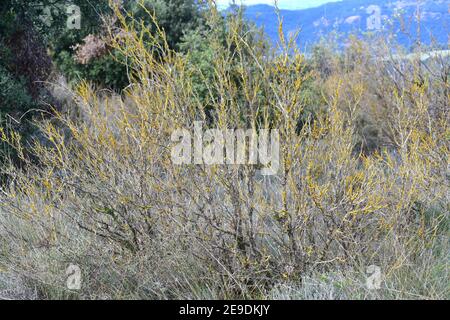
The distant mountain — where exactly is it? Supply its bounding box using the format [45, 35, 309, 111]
[239, 0, 449, 50]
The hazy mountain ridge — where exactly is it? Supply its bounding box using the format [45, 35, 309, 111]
[241, 0, 449, 49]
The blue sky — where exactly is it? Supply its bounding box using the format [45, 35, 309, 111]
[216, 0, 342, 10]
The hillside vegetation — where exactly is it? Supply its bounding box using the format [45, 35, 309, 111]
[244, 0, 449, 48]
[0, 1, 448, 299]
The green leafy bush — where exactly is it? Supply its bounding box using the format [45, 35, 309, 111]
[50, 0, 206, 90]
[0, 66, 33, 112]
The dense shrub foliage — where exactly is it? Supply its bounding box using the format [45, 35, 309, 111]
[0, 0, 57, 168]
[51, 0, 207, 90]
[0, 1, 53, 113]
[0, 0, 209, 166]
[0, 2, 448, 300]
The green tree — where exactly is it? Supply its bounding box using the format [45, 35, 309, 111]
[50, 0, 207, 90]
[0, 0, 61, 168]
